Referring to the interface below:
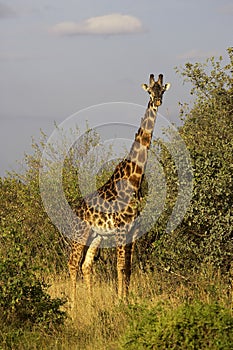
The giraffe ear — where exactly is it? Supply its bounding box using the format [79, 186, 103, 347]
[141, 83, 149, 91]
[164, 83, 171, 91]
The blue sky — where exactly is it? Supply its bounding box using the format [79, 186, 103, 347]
[0, 0, 232, 176]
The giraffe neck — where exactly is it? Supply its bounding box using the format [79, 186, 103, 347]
[75, 104, 158, 230]
[104, 104, 158, 199]
[127, 105, 157, 175]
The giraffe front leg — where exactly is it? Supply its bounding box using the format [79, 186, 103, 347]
[68, 223, 93, 310]
[82, 235, 102, 294]
[117, 234, 133, 299]
[68, 242, 86, 309]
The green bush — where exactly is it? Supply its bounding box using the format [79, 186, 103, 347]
[121, 301, 233, 349]
[0, 175, 67, 274]
[0, 228, 67, 331]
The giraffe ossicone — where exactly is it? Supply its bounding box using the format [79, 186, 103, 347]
[68, 74, 170, 301]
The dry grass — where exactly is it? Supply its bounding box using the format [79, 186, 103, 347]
[1, 268, 231, 349]
[44, 267, 232, 349]
[47, 275, 127, 349]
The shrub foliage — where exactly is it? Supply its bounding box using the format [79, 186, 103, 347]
[121, 301, 233, 349]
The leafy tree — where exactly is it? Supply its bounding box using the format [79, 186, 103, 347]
[135, 48, 233, 278]
[177, 48, 233, 272]
[0, 169, 67, 273]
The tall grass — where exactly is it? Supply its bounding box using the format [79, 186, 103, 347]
[1, 267, 232, 349]
[49, 267, 232, 349]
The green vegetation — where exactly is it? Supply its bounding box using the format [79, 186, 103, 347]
[0, 228, 66, 328]
[121, 301, 233, 349]
[0, 48, 232, 349]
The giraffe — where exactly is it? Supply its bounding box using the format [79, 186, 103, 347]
[68, 74, 170, 303]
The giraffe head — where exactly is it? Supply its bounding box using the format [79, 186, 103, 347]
[142, 74, 170, 108]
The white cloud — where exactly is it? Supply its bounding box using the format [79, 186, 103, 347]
[177, 49, 220, 60]
[50, 13, 145, 36]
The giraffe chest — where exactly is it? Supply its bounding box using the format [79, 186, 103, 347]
[91, 207, 136, 232]
[74, 169, 142, 234]
[75, 198, 138, 234]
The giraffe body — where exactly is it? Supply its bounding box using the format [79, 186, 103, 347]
[68, 74, 170, 302]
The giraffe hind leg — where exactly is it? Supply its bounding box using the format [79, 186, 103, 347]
[82, 235, 102, 294]
[68, 242, 86, 308]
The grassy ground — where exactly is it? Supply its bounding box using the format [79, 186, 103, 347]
[1, 268, 232, 349]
